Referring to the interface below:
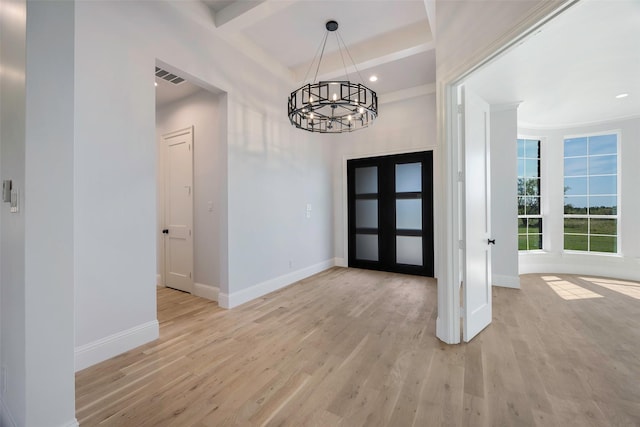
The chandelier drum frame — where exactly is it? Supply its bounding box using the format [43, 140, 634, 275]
[287, 20, 378, 134]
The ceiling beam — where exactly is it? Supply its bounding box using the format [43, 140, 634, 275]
[292, 20, 434, 82]
[222, 33, 297, 82]
[423, 0, 436, 39]
[210, 0, 301, 82]
[214, 0, 298, 32]
[166, 0, 216, 33]
[162, 0, 296, 84]
[313, 42, 434, 82]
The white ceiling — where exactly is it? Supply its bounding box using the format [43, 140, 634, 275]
[162, 0, 638, 128]
[242, 1, 429, 69]
[195, 0, 435, 97]
[465, 0, 640, 128]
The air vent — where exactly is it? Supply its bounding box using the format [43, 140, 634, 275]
[155, 67, 185, 85]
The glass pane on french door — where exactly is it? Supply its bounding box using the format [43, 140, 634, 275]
[356, 234, 379, 261]
[353, 164, 379, 262]
[355, 166, 378, 194]
[396, 162, 422, 192]
[396, 199, 421, 230]
[396, 236, 423, 266]
[356, 200, 378, 228]
[396, 162, 423, 266]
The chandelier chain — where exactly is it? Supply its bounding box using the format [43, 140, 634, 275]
[312, 32, 330, 84]
[335, 32, 351, 82]
[302, 30, 329, 84]
[337, 31, 366, 85]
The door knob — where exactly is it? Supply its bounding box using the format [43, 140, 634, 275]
[162, 229, 169, 234]
[487, 239, 495, 245]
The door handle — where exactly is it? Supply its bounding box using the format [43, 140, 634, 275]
[162, 229, 169, 234]
[487, 239, 495, 245]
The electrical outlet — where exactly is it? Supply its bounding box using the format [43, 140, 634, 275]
[10, 189, 19, 213]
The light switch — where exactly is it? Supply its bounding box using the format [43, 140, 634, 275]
[10, 189, 18, 213]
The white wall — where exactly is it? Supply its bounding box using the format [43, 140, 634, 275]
[490, 105, 520, 288]
[24, 1, 76, 424]
[1, 0, 77, 425]
[331, 93, 438, 266]
[519, 117, 640, 280]
[74, 0, 334, 368]
[1, 0, 27, 424]
[156, 89, 225, 298]
[224, 101, 334, 307]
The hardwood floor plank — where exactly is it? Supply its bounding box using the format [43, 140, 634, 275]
[76, 269, 640, 426]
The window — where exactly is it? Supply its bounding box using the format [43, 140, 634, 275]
[563, 133, 618, 253]
[518, 138, 542, 250]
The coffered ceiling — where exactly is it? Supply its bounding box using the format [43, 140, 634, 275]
[193, 0, 435, 97]
[160, 0, 638, 128]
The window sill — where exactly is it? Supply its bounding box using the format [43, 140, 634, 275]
[562, 250, 622, 258]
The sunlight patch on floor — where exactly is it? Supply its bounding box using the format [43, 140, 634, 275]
[580, 277, 640, 300]
[543, 277, 603, 300]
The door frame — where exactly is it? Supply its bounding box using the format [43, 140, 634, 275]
[438, 2, 578, 344]
[341, 147, 439, 273]
[347, 151, 435, 276]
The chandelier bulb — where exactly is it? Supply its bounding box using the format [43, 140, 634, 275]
[332, 93, 337, 101]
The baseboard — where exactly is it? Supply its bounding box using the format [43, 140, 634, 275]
[436, 316, 459, 345]
[333, 257, 347, 268]
[194, 282, 219, 302]
[75, 320, 159, 372]
[218, 259, 335, 309]
[1, 396, 17, 427]
[156, 274, 163, 287]
[0, 390, 78, 427]
[492, 274, 521, 289]
[519, 252, 640, 282]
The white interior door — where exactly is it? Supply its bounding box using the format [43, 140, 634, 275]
[461, 87, 493, 342]
[162, 127, 194, 293]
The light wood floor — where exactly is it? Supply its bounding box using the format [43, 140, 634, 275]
[76, 268, 640, 426]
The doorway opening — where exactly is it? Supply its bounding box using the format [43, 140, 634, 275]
[441, 0, 639, 343]
[154, 61, 228, 303]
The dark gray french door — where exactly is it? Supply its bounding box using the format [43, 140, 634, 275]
[347, 151, 434, 276]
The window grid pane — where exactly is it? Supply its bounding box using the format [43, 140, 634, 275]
[563, 134, 618, 253]
[517, 139, 543, 251]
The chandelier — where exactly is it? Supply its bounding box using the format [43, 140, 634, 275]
[288, 20, 378, 133]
